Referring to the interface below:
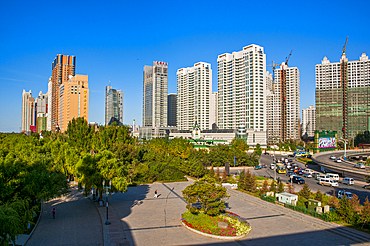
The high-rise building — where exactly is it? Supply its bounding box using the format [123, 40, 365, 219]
[36, 91, 48, 133]
[143, 61, 168, 127]
[58, 75, 89, 132]
[217, 44, 266, 132]
[105, 84, 124, 126]
[177, 62, 212, 130]
[302, 105, 316, 140]
[210, 92, 218, 129]
[167, 93, 177, 126]
[51, 54, 76, 131]
[266, 63, 300, 140]
[21, 89, 35, 133]
[315, 53, 369, 139]
[47, 77, 52, 131]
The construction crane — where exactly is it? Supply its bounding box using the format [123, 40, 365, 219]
[267, 61, 282, 82]
[341, 37, 349, 140]
[342, 36, 348, 55]
[285, 49, 293, 66]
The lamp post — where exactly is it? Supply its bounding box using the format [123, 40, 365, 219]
[339, 139, 349, 161]
[102, 180, 111, 225]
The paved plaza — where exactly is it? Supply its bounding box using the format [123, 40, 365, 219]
[26, 181, 369, 246]
[26, 189, 103, 246]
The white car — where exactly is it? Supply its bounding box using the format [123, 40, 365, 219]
[330, 155, 336, 160]
[336, 159, 342, 163]
[303, 173, 312, 178]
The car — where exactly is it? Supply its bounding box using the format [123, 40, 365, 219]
[312, 173, 320, 179]
[286, 171, 295, 177]
[363, 185, 370, 190]
[254, 165, 263, 170]
[297, 170, 304, 175]
[270, 163, 276, 169]
[330, 155, 336, 160]
[338, 190, 353, 200]
[303, 173, 312, 178]
[263, 152, 270, 155]
[319, 178, 339, 187]
[288, 159, 293, 162]
[354, 163, 365, 169]
[336, 159, 342, 163]
[341, 177, 354, 185]
[288, 154, 295, 158]
[292, 176, 305, 184]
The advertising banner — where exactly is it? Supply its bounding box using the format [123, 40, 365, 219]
[318, 137, 336, 148]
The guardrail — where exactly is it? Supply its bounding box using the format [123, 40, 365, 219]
[312, 150, 370, 178]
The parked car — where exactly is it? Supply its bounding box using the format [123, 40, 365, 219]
[338, 190, 353, 200]
[336, 159, 342, 163]
[292, 176, 305, 184]
[288, 154, 295, 158]
[254, 165, 263, 170]
[354, 163, 365, 169]
[303, 173, 312, 178]
[341, 177, 354, 185]
[261, 164, 267, 168]
[330, 155, 336, 160]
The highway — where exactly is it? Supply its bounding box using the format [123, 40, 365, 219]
[228, 153, 370, 204]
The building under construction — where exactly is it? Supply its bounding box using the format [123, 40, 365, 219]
[266, 61, 300, 141]
[315, 53, 370, 140]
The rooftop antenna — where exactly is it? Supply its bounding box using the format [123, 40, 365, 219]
[109, 78, 111, 86]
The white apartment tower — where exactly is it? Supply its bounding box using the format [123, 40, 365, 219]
[177, 62, 212, 130]
[302, 105, 316, 139]
[143, 61, 168, 127]
[268, 63, 300, 140]
[217, 44, 266, 131]
[210, 92, 218, 129]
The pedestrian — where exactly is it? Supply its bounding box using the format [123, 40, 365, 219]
[277, 177, 281, 184]
[52, 208, 56, 219]
[154, 190, 158, 198]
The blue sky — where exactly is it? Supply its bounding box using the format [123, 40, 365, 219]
[1, 0, 369, 132]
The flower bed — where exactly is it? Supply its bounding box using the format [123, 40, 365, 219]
[181, 210, 251, 238]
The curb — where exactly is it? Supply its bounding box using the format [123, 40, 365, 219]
[180, 221, 250, 240]
[22, 200, 43, 246]
[88, 196, 105, 246]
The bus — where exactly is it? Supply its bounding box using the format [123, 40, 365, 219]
[276, 164, 286, 174]
[293, 151, 310, 157]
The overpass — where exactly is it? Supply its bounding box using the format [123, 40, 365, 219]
[312, 149, 370, 181]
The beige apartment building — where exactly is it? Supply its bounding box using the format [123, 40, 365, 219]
[58, 74, 89, 132]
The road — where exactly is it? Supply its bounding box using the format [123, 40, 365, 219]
[228, 154, 370, 204]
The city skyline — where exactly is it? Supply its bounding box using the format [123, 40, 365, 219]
[1, 1, 370, 132]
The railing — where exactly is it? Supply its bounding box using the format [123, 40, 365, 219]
[261, 195, 328, 221]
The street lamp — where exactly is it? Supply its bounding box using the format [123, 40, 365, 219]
[102, 180, 112, 225]
[339, 139, 349, 161]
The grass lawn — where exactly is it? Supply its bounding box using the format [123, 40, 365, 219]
[181, 210, 251, 237]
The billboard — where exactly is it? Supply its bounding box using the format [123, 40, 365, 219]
[318, 137, 336, 148]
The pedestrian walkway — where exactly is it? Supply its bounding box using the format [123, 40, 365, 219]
[90, 196, 130, 246]
[26, 189, 103, 246]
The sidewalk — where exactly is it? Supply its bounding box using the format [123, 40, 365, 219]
[90, 196, 130, 246]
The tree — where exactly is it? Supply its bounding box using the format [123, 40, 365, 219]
[337, 196, 356, 224]
[315, 189, 323, 202]
[238, 169, 245, 190]
[358, 197, 370, 229]
[269, 179, 276, 194]
[231, 137, 249, 151]
[215, 167, 220, 182]
[221, 170, 229, 183]
[254, 143, 262, 156]
[182, 177, 229, 216]
[260, 180, 268, 195]
[287, 184, 295, 194]
[298, 183, 311, 200]
[277, 181, 285, 193]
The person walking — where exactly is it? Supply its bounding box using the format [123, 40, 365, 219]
[52, 208, 56, 219]
[154, 190, 158, 198]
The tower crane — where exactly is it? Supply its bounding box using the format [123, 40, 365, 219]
[285, 49, 293, 66]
